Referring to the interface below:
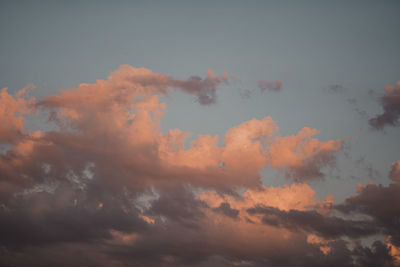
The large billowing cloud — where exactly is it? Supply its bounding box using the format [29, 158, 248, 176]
[0, 66, 398, 266]
[369, 81, 400, 130]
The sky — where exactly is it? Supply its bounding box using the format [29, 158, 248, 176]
[0, 1, 400, 266]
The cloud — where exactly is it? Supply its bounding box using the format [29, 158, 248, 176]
[369, 81, 400, 130]
[336, 181, 400, 247]
[0, 65, 397, 266]
[267, 127, 342, 181]
[199, 183, 319, 212]
[390, 160, 400, 182]
[1, 67, 339, 197]
[212, 202, 239, 219]
[38, 65, 227, 110]
[335, 164, 400, 249]
[258, 80, 282, 92]
[247, 205, 379, 240]
[326, 84, 347, 94]
[176, 70, 227, 105]
[0, 84, 36, 144]
[0, 186, 148, 248]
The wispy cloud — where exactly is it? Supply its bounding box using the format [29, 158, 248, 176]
[258, 79, 282, 92]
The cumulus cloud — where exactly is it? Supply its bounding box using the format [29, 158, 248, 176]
[267, 127, 342, 181]
[369, 81, 400, 130]
[0, 84, 36, 143]
[390, 160, 400, 182]
[0, 66, 397, 266]
[258, 79, 282, 92]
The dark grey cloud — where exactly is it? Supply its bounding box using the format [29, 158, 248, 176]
[352, 241, 395, 267]
[147, 186, 207, 227]
[174, 72, 227, 105]
[0, 184, 148, 248]
[336, 182, 400, 246]
[369, 82, 400, 130]
[247, 206, 379, 240]
[213, 202, 239, 219]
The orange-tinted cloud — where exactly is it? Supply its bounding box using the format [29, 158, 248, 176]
[0, 84, 35, 143]
[38, 65, 227, 110]
[0, 66, 343, 204]
[387, 236, 400, 266]
[0, 65, 394, 267]
[267, 127, 342, 181]
[199, 183, 318, 213]
[390, 160, 400, 182]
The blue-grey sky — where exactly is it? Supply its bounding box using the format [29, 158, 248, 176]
[1, 2, 400, 266]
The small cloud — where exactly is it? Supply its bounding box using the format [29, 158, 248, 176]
[347, 98, 368, 118]
[257, 80, 282, 92]
[326, 84, 347, 94]
[369, 81, 400, 130]
[238, 88, 254, 99]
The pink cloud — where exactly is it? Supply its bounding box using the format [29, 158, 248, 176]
[0, 66, 342, 201]
[2, 65, 386, 267]
[267, 127, 342, 181]
[0, 84, 35, 144]
[390, 160, 400, 182]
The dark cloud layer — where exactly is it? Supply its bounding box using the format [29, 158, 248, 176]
[247, 205, 379, 239]
[336, 182, 400, 246]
